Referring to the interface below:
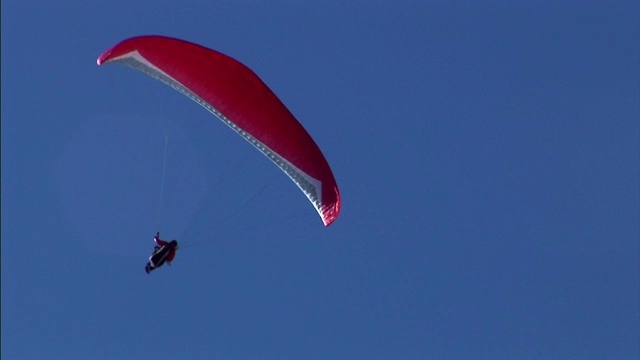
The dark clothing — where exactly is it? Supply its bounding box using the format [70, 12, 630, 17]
[145, 234, 178, 274]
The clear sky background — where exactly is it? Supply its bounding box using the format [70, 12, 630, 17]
[2, 1, 638, 359]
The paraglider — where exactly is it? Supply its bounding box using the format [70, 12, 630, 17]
[145, 232, 178, 274]
[97, 35, 341, 226]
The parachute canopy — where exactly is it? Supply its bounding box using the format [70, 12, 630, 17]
[97, 35, 340, 226]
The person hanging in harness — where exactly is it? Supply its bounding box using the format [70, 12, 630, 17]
[145, 232, 179, 274]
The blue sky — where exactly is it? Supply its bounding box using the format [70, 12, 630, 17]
[2, 1, 639, 359]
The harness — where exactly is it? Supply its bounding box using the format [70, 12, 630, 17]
[149, 246, 172, 267]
